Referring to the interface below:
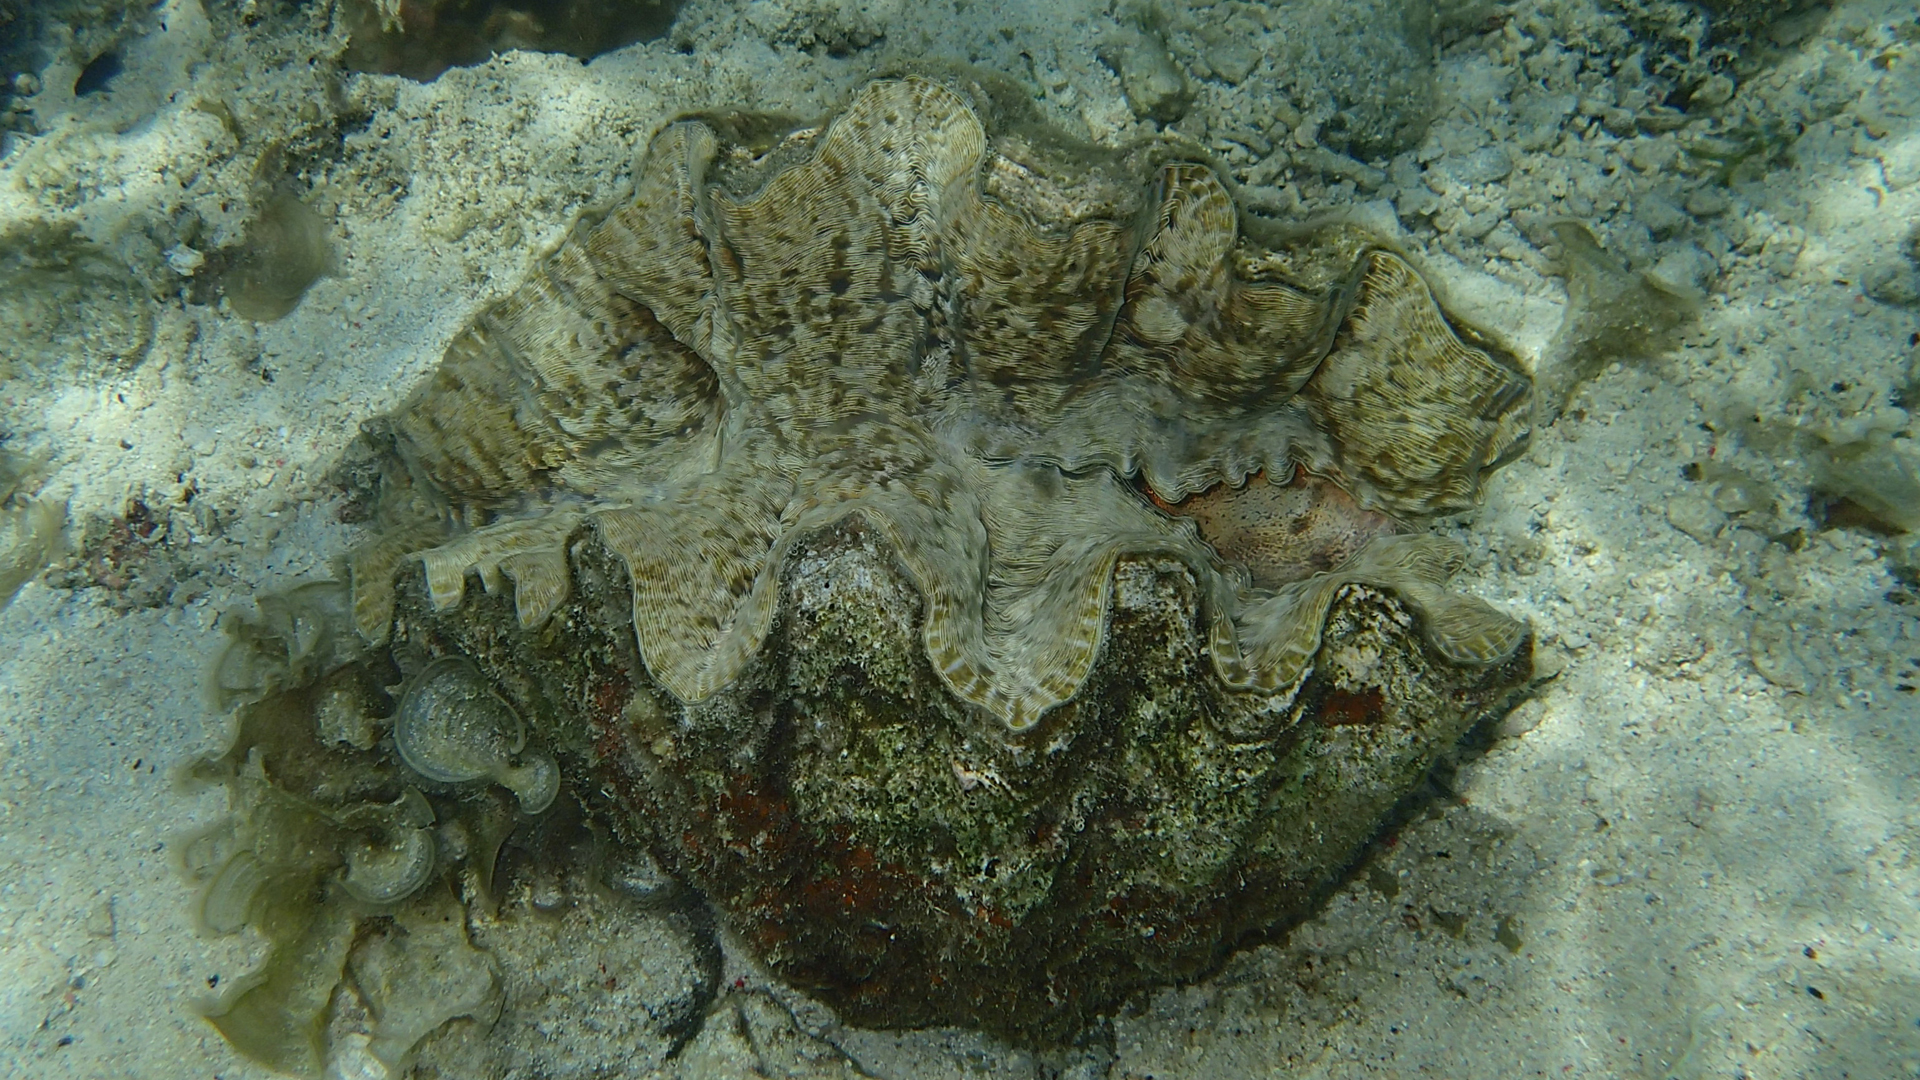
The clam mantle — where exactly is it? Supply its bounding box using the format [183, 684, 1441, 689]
[349, 73, 1531, 729]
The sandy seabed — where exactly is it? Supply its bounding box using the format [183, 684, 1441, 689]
[0, 0, 1916, 1076]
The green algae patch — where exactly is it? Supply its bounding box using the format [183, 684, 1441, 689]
[201, 891, 358, 1076]
[221, 192, 333, 323]
[0, 497, 62, 609]
[1539, 221, 1701, 420]
[0, 447, 63, 609]
[1812, 436, 1920, 536]
[394, 658, 559, 814]
[347, 889, 503, 1073]
[180, 567, 720, 1076]
[179, 585, 534, 1076]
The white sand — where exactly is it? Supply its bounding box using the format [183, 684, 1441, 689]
[0, 0, 1915, 1075]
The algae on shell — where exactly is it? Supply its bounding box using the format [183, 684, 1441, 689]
[378, 518, 1533, 1045]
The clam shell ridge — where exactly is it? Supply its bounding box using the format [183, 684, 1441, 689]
[349, 75, 1531, 730]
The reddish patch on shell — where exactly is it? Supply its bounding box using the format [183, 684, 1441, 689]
[1318, 687, 1386, 726]
[588, 672, 631, 722]
[584, 669, 634, 765]
[1154, 467, 1399, 588]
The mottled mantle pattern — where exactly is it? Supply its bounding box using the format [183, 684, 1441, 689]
[350, 74, 1532, 732]
[331, 72, 1539, 1044]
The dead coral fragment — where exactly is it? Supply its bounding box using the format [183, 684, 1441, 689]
[1099, 23, 1192, 122]
[345, 892, 501, 1074]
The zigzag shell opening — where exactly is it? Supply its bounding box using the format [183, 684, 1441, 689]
[348, 74, 1532, 729]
